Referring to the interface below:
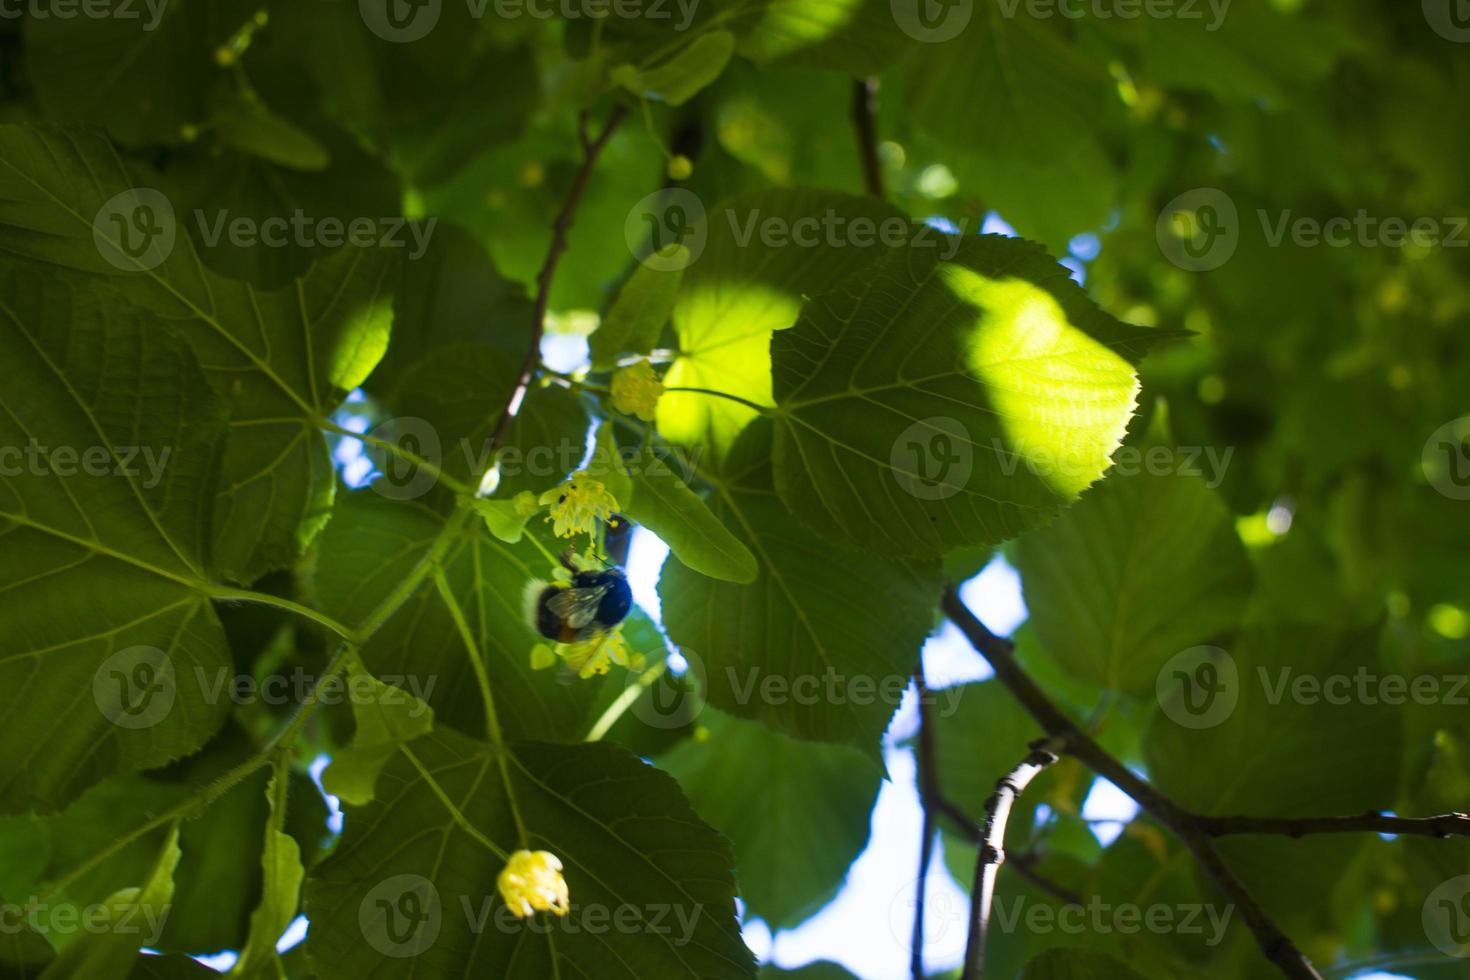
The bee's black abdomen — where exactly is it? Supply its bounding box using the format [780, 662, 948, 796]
[533, 588, 564, 641]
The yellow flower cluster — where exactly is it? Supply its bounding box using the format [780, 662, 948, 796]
[610, 361, 664, 422]
[538, 475, 619, 539]
[560, 625, 642, 679]
[497, 849, 570, 919]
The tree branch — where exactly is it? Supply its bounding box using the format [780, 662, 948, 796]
[911, 662, 941, 980]
[941, 587, 1325, 980]
[1198, 811, 1470, 839]
[482, 104, 630, 462]
[851, 77, 884, 199]
[962, 736, 1065, 980]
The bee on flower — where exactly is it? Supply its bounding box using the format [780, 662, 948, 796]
[524, 551, 641, 679]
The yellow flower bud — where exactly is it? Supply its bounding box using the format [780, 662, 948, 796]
[512, 490, 540, 518]
[610, 361, 664, 422]
[667, 154, 694, 181]
[498, 850, 570, 918]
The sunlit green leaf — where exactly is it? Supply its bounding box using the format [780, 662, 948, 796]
[771, 234, 1169, 558]
[658, 189, 905, 469]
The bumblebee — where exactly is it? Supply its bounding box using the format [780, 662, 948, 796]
[526, 564, 633, 645]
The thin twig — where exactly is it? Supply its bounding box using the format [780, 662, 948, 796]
[851, 77, 884, 199]
[934, 801, 1085, 907]
[912, 663, 941, 980]
[1198, 811, 1470, 839]
[961, 736, 1065, 980]
[1006, 850, 1085, 907]
[482, 104, 630, 462]
[941, 588, 1325, 980]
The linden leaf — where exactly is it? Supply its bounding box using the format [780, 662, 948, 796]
[304, 729, 755, 978]
[771, 234, 1174, 558]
